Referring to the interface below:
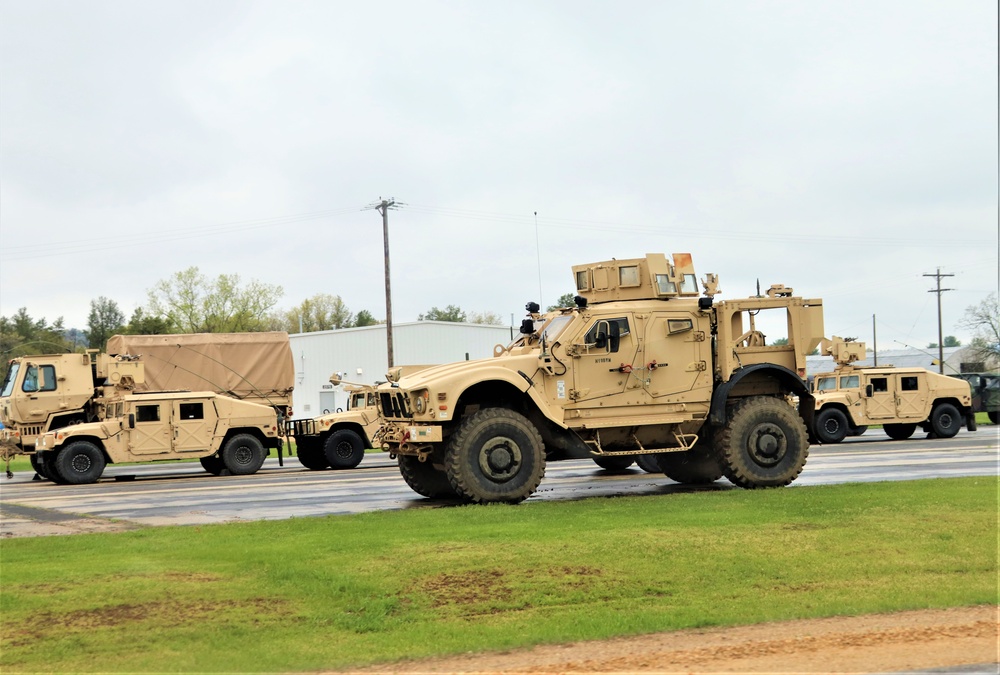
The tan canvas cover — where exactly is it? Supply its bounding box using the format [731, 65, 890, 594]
[106, 332, 294, 404]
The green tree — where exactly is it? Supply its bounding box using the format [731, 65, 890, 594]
[419, 305, 467, 322]
[547, 293, 576, 311]
[146, 267, 283, 333]
[771, 337, 789, 346]
[929, 336, 962, 348]
[959, 293, 1000, 363]
[467, 311, 504, 326]
[353, 310, 379, 327]
[284, 294, 353, 333]
[0, 308, 75, 382]
[85, 297, 125, 348]
[122, 308, 172, 335]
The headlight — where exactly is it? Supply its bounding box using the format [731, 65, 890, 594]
[414, 395, 426, 415]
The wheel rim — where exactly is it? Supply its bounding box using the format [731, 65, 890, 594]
[335, 441, 355, 459]
[70, 452, 92, 474]
[939, 412, 954, 429]
[234, 445, 254, 465]
[823, 418, 840, 434]
[746, 423, 787, 467]
[478, 436, 522, 483]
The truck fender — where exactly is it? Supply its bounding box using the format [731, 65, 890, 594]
[709, 364, 814, 429]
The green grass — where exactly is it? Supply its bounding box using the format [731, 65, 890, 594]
[1, 477, 996, 672]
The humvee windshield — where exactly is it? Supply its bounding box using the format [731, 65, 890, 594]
[538, 315, 574, 342]
[839, 375, 859, 389]
[816, 377, 837, 392]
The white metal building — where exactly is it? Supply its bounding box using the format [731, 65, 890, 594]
[289, 321, 515, 415]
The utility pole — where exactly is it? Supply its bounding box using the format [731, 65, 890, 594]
[365, 197, 401, 368]
[923, 268, 954, 374]
[872, 314, 877, 366]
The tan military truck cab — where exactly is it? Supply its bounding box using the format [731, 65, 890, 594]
[378, 253, 824, 504]
[812, 338, 974, 443]
[32, 392, 282, 484]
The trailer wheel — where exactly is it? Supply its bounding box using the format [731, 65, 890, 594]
[324, 430, 365, 469]
[883, 423, 916, 440]
[445, 408, 545, 504]
[717, 396, 809, 488]
[657, 449, 723, 484]
[52, 441, 106, 485]
[930, 403, 961, 438]
[634, 454, 664, 473]
[592, 455, 635, 472]
[398, 455, 457, 498]
[221, 434, 266, 475]
[200, 454, 225, 475]
[814, 408, 849, 444]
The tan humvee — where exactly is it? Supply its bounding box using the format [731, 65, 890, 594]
[811, 338, 974, 443]
[285, 378, 381, 470]
[31, 391, 282, 484]
[377, 253, 825, 504]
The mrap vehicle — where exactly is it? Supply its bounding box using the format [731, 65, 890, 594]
[377, 253, 825, 504]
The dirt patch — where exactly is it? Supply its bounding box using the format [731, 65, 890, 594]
[343, 605, 999, 674]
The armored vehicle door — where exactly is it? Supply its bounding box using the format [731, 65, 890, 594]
[642, 311, 712, 401]
[863, 375, 895, 420]
[570, 314, 640, 406]
[894, 373, 927, 419]
[129, 402, 171, 455]
[8, 362, 59, 425]
[171, 398, 216, 453]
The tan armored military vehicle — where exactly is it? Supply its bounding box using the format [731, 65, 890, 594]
[32, 391, 282, 484]
[812, 338, 974, 443]
[285, 377, 380, 470]
[377, 253, 825, 504]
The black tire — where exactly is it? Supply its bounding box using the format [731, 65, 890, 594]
[814, 408, 849, 444]
[296, 440, 329, 470]
[634, 454, 664, 473]
[657, 449, 723, 484]
[444, 408, 545, 504]
[323, 429, 365, 469]
[848, 425, 869, 437]
[220, 433, 266, 475]
[883, 423, 916, 440]
[716, 396, 809, 488]
[592, 455, 635, 472]
[398, 455, 457, 498]
[989, 411, 999, 424]
[930, 403, 962, 439]
[30, 453, 50, 479]
[51, 441, 106, 485]
[39, 451, 69, 484]
[200, 454, 225, 475]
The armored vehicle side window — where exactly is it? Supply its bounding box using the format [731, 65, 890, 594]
[900, 376, 919, 391]
[179, 402, 204, 420]
[135, 404, 160, 423]
[871, 377, 888, 393]
[114, 402, 124, 417]
[619, 265, 640, 287]
[576, 270, 589, 291]
[816, 377, 837, 392]
[667, 319, 693, 335]
[1, 362, 19, 397]
[21, 365, 56, 393]
[351, 393, 365, 408]
[367, 393, 377, 406]
[840, 375, 860, 389]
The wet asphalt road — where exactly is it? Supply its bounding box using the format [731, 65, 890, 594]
[0, 427, 996, 534]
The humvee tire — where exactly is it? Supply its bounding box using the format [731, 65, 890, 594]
[848, 425, 869, 436]
[657, 449, 723, 484]
[716, 396, 808, 488]
[592, 456, 635, 472]
[815, 408, 849, 444]
[883, 423, 916, 440]
[930, 403, 962, 438]
[444, 408, 545, 504]
[29, 453, 50, 479]
[200, 454, 225, 475]
[221, 434, 267, 475]
[634, 454, 663, 473]
[52, 441, 106, 485]
[324, 429, 365, 469]
[990, 411, 999, 424]
[398, 455, 457, 498]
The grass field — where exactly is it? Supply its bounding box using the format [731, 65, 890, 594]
[1, 476, 996, 672]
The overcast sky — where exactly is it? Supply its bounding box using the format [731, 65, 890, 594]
[1, 0, 996, 351]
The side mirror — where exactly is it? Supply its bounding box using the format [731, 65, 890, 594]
[594, 330, 608, 349]
[128, 413, 135, 429]
[865, 384, 873, 398]
[608, 321, 621, 353]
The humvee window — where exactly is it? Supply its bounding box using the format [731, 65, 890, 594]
[1, 362, 20, 397]
[179, 402, 204, 420]
[900, 376, 919, 391]
[135, 405, 160, 422]
[816, 377, 837, 392]
[871, 378, 888, 393]
[619, 265, 640, 287]
[115, 402, 124, 417]
[840, 375, 859, 389]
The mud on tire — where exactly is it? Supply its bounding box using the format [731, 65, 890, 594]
[444, 408, 545, 504]
[716, 396, 809, 488]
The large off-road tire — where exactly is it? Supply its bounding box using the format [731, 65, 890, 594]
[634, 454, 664, 473]
[883, 423, 916, 440]
[30, 453, 50, 479]
[848, 425, 869, 437]
[716, 396, 809, 488]
[929, 403, 962, 438]
[200, 454, 225, 475]
[989, 411, 999, 424]
[51, 441, 106, 485]
[324, 429, 365, 469]
[592, 455, 635, 472]
[814, 407, 849, 444]
[296, 439, 329, 470]
[657, 449, 723, 484]
[221, 433, 267, 475]
[444, 408, 545, 504]
[398, 455, 457, 498]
